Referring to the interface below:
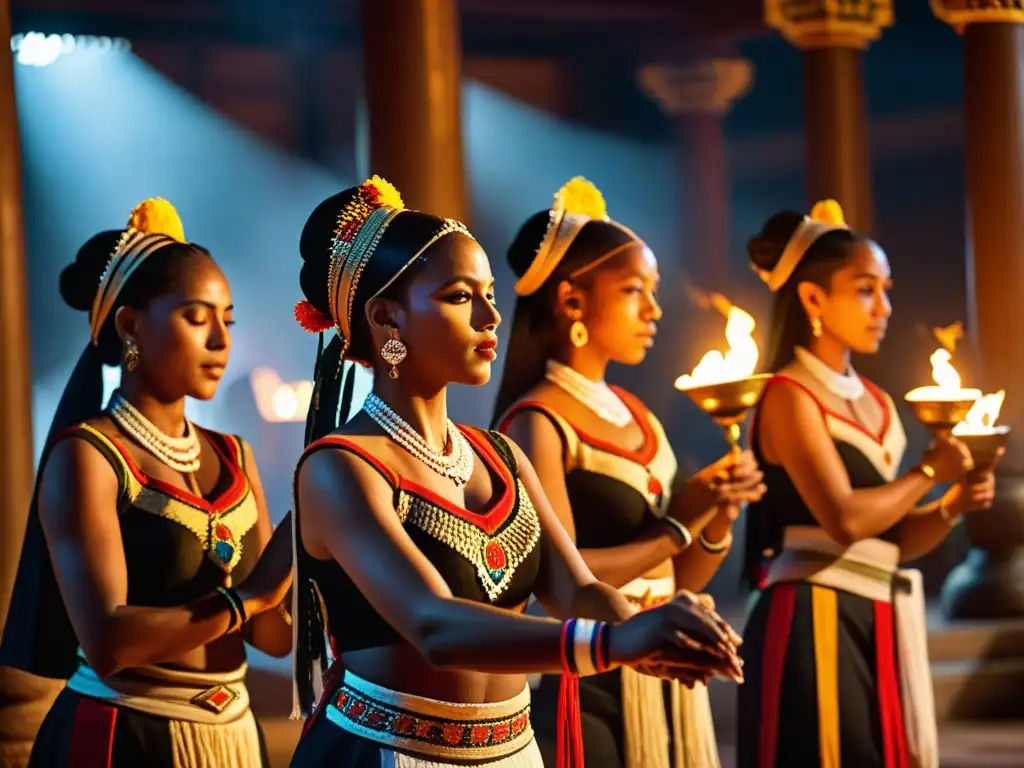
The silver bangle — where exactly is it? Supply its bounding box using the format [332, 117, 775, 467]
[699, 529, 733, 554]
[660, 517, 693, 549]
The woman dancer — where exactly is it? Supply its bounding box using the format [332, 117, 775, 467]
[492, 177, 765, 768]
[0, 200, 293, 767]
[286, 176, 744, 768]
[737, 201, 999, 768]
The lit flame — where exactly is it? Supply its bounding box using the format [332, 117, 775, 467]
[905, 348, 982, 402]
[675, 296, 760, 389]
[953, 390, 1009, 436]
[251, 367, 314, 423]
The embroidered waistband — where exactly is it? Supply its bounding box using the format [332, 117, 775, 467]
[66, 655, 251, 725]
[326, 670, 533, 760]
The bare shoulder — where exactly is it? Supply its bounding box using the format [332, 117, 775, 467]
[760, 365, 822, 417]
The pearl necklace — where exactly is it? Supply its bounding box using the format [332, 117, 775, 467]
[363, 393, 474, 487]
[106, 390, 201, 473]
[544, 360, 633, 428]
[794, 346, 865, 401]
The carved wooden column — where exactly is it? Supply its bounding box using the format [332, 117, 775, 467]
[361, 0, 469, 223]
[933, 1, 1024, 619]
[639, 59, 753, 292]
[0, 2, 61, 765]
[765, 0, 893, 234]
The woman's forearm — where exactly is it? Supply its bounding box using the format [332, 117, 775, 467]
[673, 513, 734, 592]
[576, 523, 684, 588]
[897, 500, 958, 562]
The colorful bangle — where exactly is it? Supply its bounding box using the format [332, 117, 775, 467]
[660, 517, 693, 549]
[561, 619, 612, 677]
[699, 529, 733, 554]
[217, 586, 247, 632]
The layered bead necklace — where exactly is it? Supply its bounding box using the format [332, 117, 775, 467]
[363, 392, 474, 487]
[106, 390, 201, 474]
[545, 359, 633, 428]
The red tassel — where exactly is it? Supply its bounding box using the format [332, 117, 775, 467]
[557, 675, 584, 768]
[557, 621, 585, 768]
[294, 300, 334, 334]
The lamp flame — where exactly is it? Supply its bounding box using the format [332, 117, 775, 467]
[251, 367, 314, 423]
[906, 348, 981, 402]
[953, 390, 1008, 436]
[675, 296, 760, 389]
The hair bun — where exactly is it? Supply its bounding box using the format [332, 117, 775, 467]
[60, 230, 123, 312]
[506, 210, 550, 278]
[747, 210, 805, 273]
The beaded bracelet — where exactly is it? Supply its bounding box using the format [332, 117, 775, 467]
[561, 619, 612, 677]
[699, 529, 733, 554]
[217, 586, 247, 632]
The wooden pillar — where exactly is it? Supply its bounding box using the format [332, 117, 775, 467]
[765, 0, 893, 235]
[360, 0, 469, 223]
[639, 59, 753, 292]
[0, 4, 61, 766]
[933, 2, 1024, 620]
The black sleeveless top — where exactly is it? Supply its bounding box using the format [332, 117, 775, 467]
[297, 426, 544, 654]
[742, 373, 908, 589]
[0, 423, 261, 677]
[497, 387, 678, 550]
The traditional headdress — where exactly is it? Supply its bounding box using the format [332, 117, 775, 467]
[513, 176, 642, 297]
[89, 198, 187, 343]
[754, 199, 847, 292]
[293, 175, 474, 358]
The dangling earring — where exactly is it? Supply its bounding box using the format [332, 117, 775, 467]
[568, 308, 589, 348]
[380, 327, 408, 379]
[570, 320, 589, 348]
[123, 340, 139, 372]
[810, 316, 823, 338]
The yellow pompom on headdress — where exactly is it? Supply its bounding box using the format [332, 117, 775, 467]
[126, 197, 187, 243]
[755, 198, 849, 293]
[89, 196, 190, 344]
[514, 176, 640, 297]
[294, 174, 473, 356]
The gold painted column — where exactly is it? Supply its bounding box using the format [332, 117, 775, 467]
[360, 0, 469, 223]
[933, 1, 1024, 620]
[0, 3, 61, 765]
[765, 1, 893, 234]
[640, 59, 754, 291]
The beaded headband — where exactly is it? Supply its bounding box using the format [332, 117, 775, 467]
[294, 175, 475, 358]
[754, 199, 847, 293]
[89, 198, 186, 345]
[514, 176, 642, 297]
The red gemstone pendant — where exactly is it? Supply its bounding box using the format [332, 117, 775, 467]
[485, 541, 507, 572]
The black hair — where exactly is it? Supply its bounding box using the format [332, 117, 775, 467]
[293, 187, 459, 715]
[298, 189, 454, 444]
[50, 232, 211, 447]
[490, 211, 637, 426]
[740, 210, 869, 592]
[0, 230, 212, 679]
[748, 211, 868, 375]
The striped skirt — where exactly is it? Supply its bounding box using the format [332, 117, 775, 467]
[736, 582, 909, 768]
